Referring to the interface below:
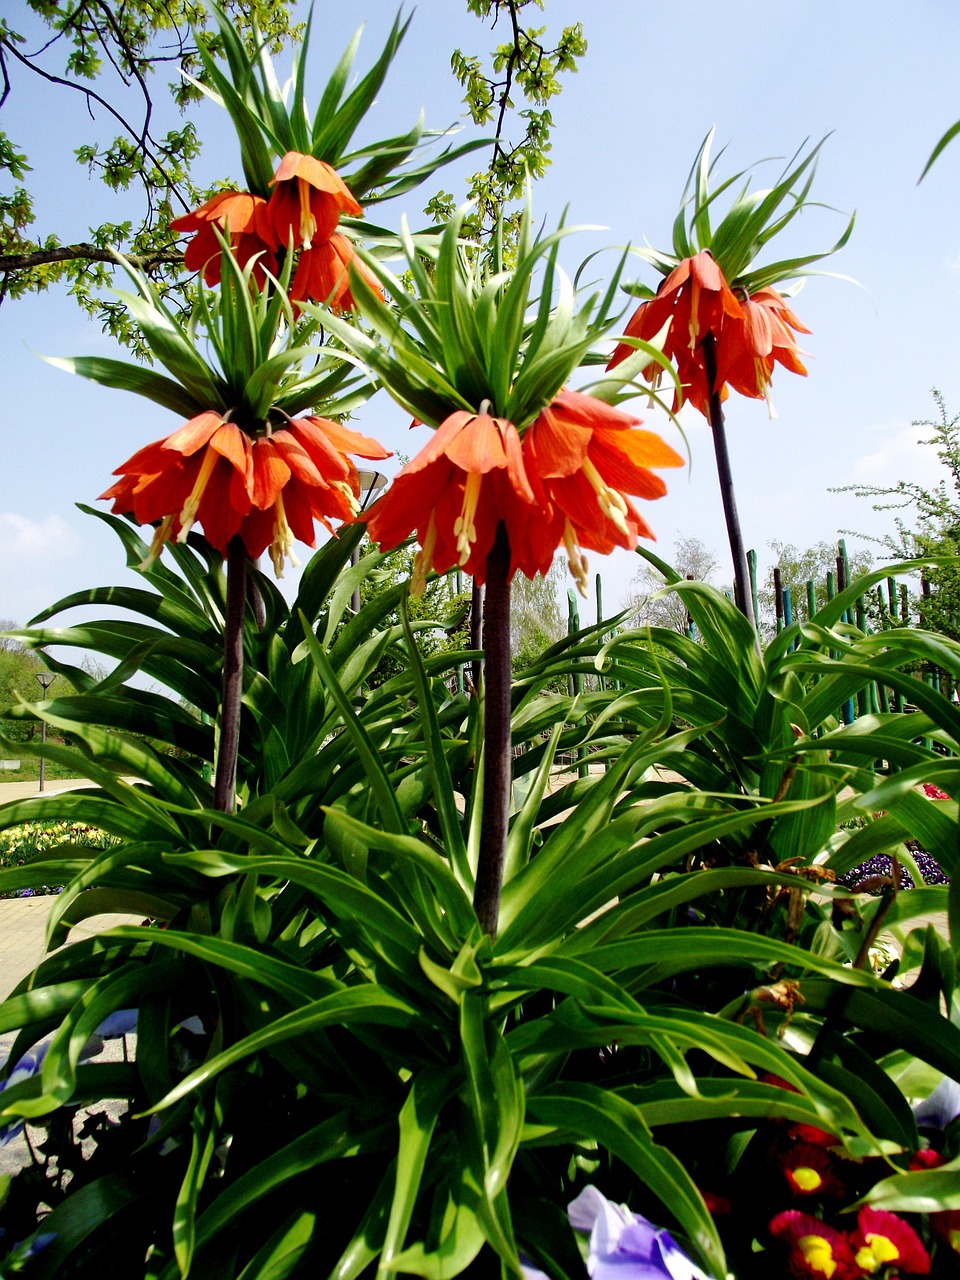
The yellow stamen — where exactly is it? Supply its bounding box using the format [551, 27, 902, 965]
[332, 479, 361, 516]
[268, 493, 299, 579]
[453, 473, 482, 566]
[755, 358, 777, 419]
[178, 447, 220, 541]
[563, 519, 589, 598]
[298, 178, 317, 249]
[798, 1236, 837, 1278]
[581, 458, 630, 536]
[139, 514, 177, 570]
[948, 1229, 960, 1254]
[688, 279, 701, 350]
[412, 513, 438, 597]
[855, 1236, 899, 1273]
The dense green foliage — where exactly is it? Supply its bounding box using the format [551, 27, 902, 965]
[0, 518, 958, 1277]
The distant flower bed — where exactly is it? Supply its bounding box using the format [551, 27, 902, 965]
[0, 821, 120, 898]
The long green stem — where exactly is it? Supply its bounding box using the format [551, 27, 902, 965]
[214, 536, 246, 813]
[473, 522, 512, 937]
[702, 332, 757, 631]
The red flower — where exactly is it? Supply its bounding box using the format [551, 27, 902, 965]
[289, 234, 381, 312]
[364, 408, 537, 590]
[521, 389, 683, 593]
[607, 250, 743, 416]
[931, 1209, 960, 1257]
[260, 152, 362, 251]
[102, 411, 389, 576]
[850, 1209, 930, 1275]
[770, 1211, 859, 1280]
[780, 1144, 845, 1199]
[909, 1148, 946, 1171]
[714, 286, 810, 417]
[171, 192, 277, 287]
[922, 783, 949, 800]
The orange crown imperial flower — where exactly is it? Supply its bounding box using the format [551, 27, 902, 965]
[261, 151, 363, 252]
[608, 249, 743, 417]
[171, 191, 277, 287]
[521, 389, 684, 594]
[716, 286, 811, 417]
[102, 410, 389, 577]
[364, 405, 537, 594]
[290, 234, 382, 313]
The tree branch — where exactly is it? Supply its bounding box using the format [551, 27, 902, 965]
[0, 243, 183, 273]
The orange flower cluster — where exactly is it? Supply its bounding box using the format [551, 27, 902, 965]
[364, 390, 683, 593]
[607, 249, 810, 419]
[171, 151, 379, 310]
[102, 410, 390, 576]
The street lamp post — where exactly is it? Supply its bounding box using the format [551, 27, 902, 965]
[351, 470, 387, 614]
[34, 671, 55, 792]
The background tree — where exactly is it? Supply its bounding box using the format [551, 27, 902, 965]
[1, 2, 587, 344]
[511, 555, 565, 672]
[0, 631, 66, 746]
[759, 539, 873, 636]
[623, 535, 723, 633]
[836, 390, 960, 642]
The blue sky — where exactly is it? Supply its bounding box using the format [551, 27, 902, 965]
[2, 0, 960, 632]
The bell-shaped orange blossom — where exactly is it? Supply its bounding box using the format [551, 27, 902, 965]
[102, 411, 389, 577]
[260, 152, 362, 251]
[608, 249, 743, 416]
[170, 192, 277, 287]
[521, 389, 683, 593]
[714, 286, 810, 416]
[364, 407, 537, 592]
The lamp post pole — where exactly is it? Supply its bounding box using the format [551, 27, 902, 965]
[34, 671, 55, 793]
[352, 470, 386, 614]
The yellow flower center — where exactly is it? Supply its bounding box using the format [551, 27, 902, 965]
[798, 1235, 837, 1278]
[581, 458, 629, 536]
[453, 473, 482, 566]
[269, 492, 299, 579]
[178, 447, 221, 541]
[792, 1167, 823, 1193]
[948, 1229, 960, 1254]
[298, 177, 317, 249]
[855, 1235, 900, 1273]
[563, 518, 589, 598]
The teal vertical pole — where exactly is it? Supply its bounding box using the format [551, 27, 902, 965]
[886, 577, 897, 626]
[748, 548, 760, 635]
[455, 568, 465, 696]
[806, 579, 816, 622]
[835, 545, 855, 724]
[567, 588, 588, 779]
[595, 572, 606, 693]
[774, 567, 784, 634]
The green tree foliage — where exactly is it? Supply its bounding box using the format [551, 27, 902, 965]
[838, 390, 960, 641]
[426, 0, 587, 246]
[0, 632, 66, 745]
[511, 554, 565, 671]
[0, 1, 302, 339]
[358, 543, 471, 689]
[760, 539, 872, 634]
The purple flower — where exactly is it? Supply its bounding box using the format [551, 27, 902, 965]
[568, 1186, 711, 1280]
[913, 1076, 960, 1130]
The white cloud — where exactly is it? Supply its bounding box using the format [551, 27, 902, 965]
[852, 424, 942, 484]
[0, 512, 76, 558]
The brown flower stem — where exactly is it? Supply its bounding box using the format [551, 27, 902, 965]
[214, 536, 246, 814]
[473, 522, 512, 937]
[702, 333, 757, 631]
